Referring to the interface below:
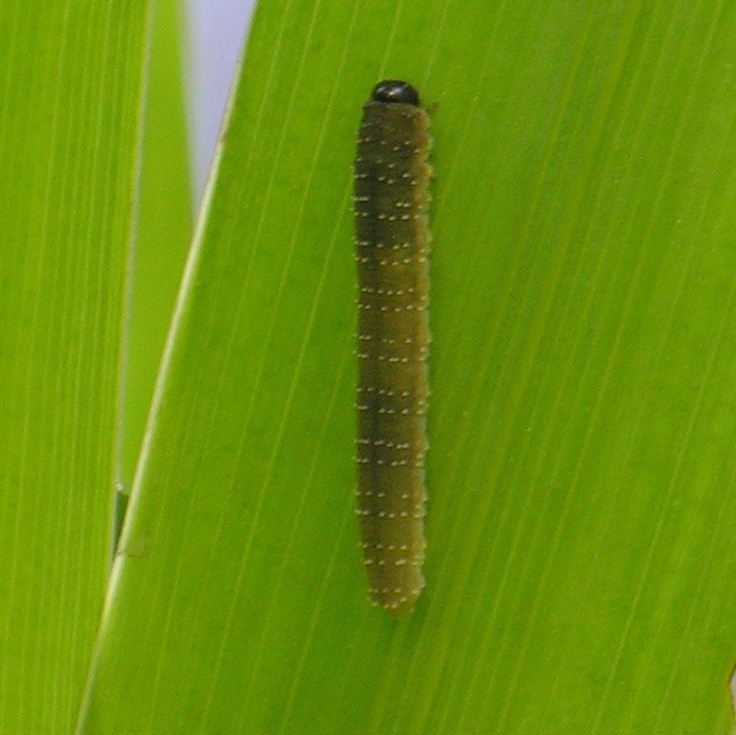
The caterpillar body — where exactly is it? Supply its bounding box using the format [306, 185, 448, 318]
[353, 80, 431, 617]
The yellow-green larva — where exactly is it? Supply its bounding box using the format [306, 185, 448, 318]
[353, 80, 431, 617]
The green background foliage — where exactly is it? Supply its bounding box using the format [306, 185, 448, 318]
[0, 2, 151, 732]
[4, 0, 736, 733]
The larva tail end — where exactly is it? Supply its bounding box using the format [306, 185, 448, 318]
[385, 597, 419, 618]
[371, 578, 425, 618]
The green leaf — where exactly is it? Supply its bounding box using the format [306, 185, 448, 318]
[80, 0, 736, 733]
[115, 0, 192, 541]
[0, 2, 150, 733]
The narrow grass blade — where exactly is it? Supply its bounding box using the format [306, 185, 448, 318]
[0, 2, 151, 733]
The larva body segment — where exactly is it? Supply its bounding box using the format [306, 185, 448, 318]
[354, 81, 431, 617]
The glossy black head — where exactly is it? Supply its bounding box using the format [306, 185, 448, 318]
[371, 80, 420, 106]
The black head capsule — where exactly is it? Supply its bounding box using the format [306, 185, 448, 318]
[371, 80, 420, 106]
